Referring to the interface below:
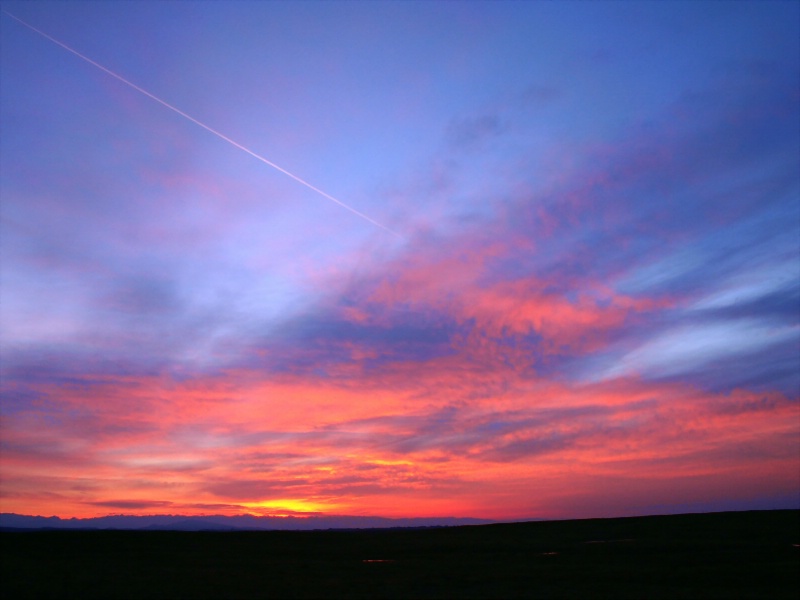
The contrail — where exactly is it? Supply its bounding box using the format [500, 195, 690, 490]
[3, 10, 403, 239]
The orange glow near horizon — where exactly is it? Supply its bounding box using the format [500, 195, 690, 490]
[2, 3, 798, 523]
[2, 365, 797, 520]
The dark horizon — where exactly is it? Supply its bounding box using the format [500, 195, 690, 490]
[0, 511, 493, 531]
[3, 510, 798, 598]
[3, 506, 797, 532]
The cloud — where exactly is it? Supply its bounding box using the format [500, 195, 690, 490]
[87, 499, 175, 510]
[599, 320, 799, 381]
[445, 114, 504, 148]
[1, 29, 797, 520]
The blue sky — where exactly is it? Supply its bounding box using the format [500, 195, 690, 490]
[1, 1, 798, 520]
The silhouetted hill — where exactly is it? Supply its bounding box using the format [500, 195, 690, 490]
[2, 510, 797, 598]
[140, 519, 240, 531]
[0, 512, 491, 531]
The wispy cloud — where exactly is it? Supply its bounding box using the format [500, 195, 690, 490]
[1, 2, 797, 520]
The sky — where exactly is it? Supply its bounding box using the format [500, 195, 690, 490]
[1, 1, 798, 522]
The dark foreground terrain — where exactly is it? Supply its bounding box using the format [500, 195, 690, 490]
[2, 510, 798, 599]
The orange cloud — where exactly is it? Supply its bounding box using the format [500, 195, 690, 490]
[3, 360, 796, 520]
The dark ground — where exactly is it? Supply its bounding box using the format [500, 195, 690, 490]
[2, 509, 798, 599]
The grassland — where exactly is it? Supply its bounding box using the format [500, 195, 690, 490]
[2, 509, 798, 598]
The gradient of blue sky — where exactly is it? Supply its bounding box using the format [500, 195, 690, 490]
[1, 1, 798, 520]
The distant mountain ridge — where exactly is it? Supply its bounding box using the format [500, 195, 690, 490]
[0, 513, 493, 531]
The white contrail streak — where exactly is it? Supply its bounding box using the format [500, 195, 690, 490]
[3, 10, 403, 239]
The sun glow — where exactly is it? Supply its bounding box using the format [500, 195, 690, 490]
[241, 499, 341, 516]
[1, 2, 797, 524]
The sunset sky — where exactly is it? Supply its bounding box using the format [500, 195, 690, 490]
[1, 1, 798, 521]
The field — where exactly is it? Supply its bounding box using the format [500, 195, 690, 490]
[2, 510, 798, 599]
